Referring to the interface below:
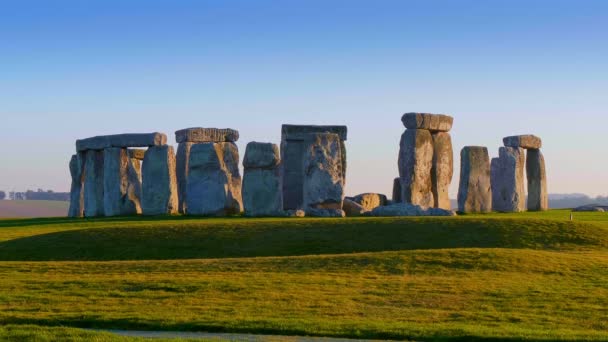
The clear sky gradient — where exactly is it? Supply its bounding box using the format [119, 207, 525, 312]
[1, 0, 607, 197]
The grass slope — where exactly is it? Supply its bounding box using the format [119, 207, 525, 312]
[0, 210, 607, 341]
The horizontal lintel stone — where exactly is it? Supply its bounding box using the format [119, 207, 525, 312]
[76, 133, 167, 152]
[281, 124, 347, 141]
[175, 128, 239, 143]
[401, 113, 453, 132]
[503, 135, 542, 149]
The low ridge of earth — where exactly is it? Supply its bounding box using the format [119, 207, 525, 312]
[0, 210, 607, 341]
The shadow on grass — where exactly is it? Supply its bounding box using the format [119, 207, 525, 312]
[0, 217, 605, 261]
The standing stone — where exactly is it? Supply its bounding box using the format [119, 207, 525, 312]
[392, 177, 402, 202]
[176, 142, 194, 214]
[186, 143, 243, 216]
[527, 149, 548, 211]
[398, 129, 434, 208]
[141, 145, 178, 215]
[302, 133, 345, 214]
[68, 153, 85, 217]
[126, 156, 143, 214]
[281, 125, 347, 210]
[83, 150, 105, 217]
[491, 147, 526, 212]
[103, 148, 141, 216]
[431, 132, 453, 210]
[242, 142, 283, 217]
[457, 146, 492, 213]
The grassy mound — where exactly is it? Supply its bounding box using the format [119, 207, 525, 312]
[0, 217, 606, 261]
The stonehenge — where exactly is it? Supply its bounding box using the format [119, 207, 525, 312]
[242, 142, 283, 217]
[457, 146, 492, 213]
[67, 117, 548, 218]
[398, 113, 454, 209]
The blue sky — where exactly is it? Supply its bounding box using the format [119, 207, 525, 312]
[1, 0, 607, 197]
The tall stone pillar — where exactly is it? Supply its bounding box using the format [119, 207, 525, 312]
[141, 145, 178, 215]
[491, 147, 526, 212]
[431, 132, 453, 209]
[526, 149, 548, 211]
[83, 149, 105, 217]
[457, 146, 492, 213]
[281, 125, 347, 210]
[242, 142, 283, 217]
[68, 153, 85, 217]
[392, 177, 402, 203]
[103, 148, 142, 216]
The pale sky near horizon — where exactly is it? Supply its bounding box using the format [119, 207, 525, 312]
[1, 0, 607, 197]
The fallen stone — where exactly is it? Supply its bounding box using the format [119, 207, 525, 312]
[349, 193, 387, 211]
[103, 148, 139, 216]
[457, 146, 492, 213]
[83, 150, 105, 217]
[398, 129, 434, 207]
[186, 142, 243, 216]
[175, 142, 194, 214]
[284, 209, 306, 217]
[76, 133, 167, 152]
[141, 145, 178, 215]
[128, 149, 146, 160]
[242, 143, 282, 217]
[401, 113, 454, 132]
[243, 142, 280, 169]
[302, 133, 345, 211]
[526, 149, 549, 211]
[343, 198, 366, 217]
[175, 128, 239, 143]
[305, 208, 345, 217]
[68, 153, 85, 217]
[431, 132, 453, 210]
[392, 177, 402, 202]
[491, 147, 526, 212]
[573, 205, 606, 212]
[503, 135, 542, 149]
[366, 203, 425, 216]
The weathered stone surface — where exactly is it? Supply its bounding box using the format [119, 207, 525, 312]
[491, 147, 526, 213]
[527, 149, 549, 211]
[128, 149, 146, 160]
[176, 142, 193, 214]
[503, 135, 542, 149]
[398, 129, 434, 208]
[343, 198, 365, 217]
[243, 168, 282, 217]
[392, 177, 402, 202]
[103, 148, 132, 216]
[366, 203, 456, 217]
[305, 208, 345, 217]
[302, 133, 345, 211]
[431, 132, 453, 210]
[175, 128, 239, 143]
[282, 125, 347, 141]
[68, 153, 85, 217]
[281, 125, 348, 210]
[243, 142, 280, 169]
[573, 205, 606, 212]
[186, 142, 243, 216]
[285, 209, 306, 217]
[76, 133, 167, 152]
[126, 157, 142, 214]
[349, 193, 387, 211]
[141, 145, 178, 215]
[457, 146, 492, 213]
[401, 113, 453, 132]
[83, 150, 104, 217]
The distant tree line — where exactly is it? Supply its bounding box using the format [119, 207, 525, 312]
[0, 189, 69, 201]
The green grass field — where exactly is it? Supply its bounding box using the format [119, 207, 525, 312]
[1, 210, 607, 341]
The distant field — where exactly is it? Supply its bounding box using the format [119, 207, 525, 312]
[0, 211, 607, 341]
[0, 200, 68, 218]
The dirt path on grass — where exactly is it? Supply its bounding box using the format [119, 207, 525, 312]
[103, 330, 398, 341]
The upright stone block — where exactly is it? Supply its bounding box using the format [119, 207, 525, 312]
[526, 149, 548, 211]
[176, 142, 194, 214]
[281, 125, 347, 210]
[457, 146, 492, 213]
[126, 156, 143, 214]
[103, 148, 140, 216]
[186, 142, 243, 216]
[302, 133, 345, 212]
[491, 147, 526, 212]
[68, 153, 85, 217]
[392, 177, 402, 202]
[141, 145, 178, 215]
[398, 129, 434, 208]
[431, 132, 453, 209]
[242, 142, 283, 217]
[83, 150, 105, 217]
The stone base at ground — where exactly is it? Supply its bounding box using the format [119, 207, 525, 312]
[366, 203, 456, 217]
